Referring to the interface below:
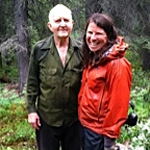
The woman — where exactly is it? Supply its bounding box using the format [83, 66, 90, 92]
[78, 13, 132, 150]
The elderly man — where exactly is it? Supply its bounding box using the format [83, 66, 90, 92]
[26, 4, 82, 150]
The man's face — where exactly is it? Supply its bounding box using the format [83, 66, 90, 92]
[48, 11, 74, 39]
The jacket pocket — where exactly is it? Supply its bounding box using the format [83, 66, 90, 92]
[40, 68, 57, 88]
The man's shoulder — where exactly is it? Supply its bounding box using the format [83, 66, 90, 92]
[71, 38, 82, 50]
[35, 36, 52, 50]
[31, 36, 53, 61]
[36, 38, 48, 46]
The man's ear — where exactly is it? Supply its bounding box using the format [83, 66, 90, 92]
[72, 20, 74, 26]
[47, 22, 53, 32]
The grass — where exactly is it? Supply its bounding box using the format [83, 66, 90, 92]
[117, 69, 150, 149]
[0, 84, 37, 150]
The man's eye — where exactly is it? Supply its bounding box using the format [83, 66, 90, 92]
[55, 20, 61, 23]
[64, 19, 69, 22]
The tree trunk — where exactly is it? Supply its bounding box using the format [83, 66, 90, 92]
[0, 0, 3, 38]
[142, 48, 150, 71]
[14, 0, 30, 93]
[0, 0, 3, 71]
[0, 53, 2, 69]
[137, 2, 150, 71]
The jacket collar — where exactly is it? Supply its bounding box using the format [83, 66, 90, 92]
[40, 36, 52, 50]
[40, 35, 80, 51]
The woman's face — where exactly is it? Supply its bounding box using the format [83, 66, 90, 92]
[86, 22, 108, 52]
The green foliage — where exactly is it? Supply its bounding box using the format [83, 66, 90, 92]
[119, 119, 150, 150]
[117, 66, 150, 149]
[131, 119, 150, 149]
[130, 36, 150, 53]
[0, 51, 18, 82]
[128, 36, 150, 71]
[0, 0, 14, 39]
[0, 85, 36, 150]
[125, 47, 142, 70]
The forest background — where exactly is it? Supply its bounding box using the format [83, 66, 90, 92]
[0, 0, 150, 149]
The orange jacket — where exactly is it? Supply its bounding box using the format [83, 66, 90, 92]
[78, 36, 132, 139]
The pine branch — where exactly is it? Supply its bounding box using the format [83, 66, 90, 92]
[0, 35, 18, 54]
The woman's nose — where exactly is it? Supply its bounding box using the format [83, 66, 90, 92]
[91, 33, 96, 40]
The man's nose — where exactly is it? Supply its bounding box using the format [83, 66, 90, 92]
[60, 20, 66, 26]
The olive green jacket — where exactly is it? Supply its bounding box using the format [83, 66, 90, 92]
[26, 35, 82, 127]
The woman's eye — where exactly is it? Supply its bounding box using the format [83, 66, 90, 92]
[87, 31, 93, 34]
[96, 32, 102, 35]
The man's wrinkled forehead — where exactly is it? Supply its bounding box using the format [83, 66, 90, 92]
[49, 4, 72, 22]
